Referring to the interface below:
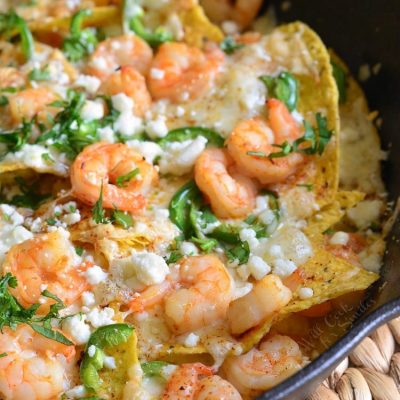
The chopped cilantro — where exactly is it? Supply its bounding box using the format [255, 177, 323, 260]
[220, 36, 245, 54]
[112, 209, 133, 229]
[28, 66, 50, 81]
[63, 10, 98, 62]
[116, 168, 140, 187]
[226, 241, 250, 265]
[297, 183, 313, 191]
[0, 119, 32, 152]
[0, 96, 8, 106]
[41, 152, 54, 164]
[75, 247, 84, 256]
[0, 273, 73, 345]
[92, 182, 109, 224]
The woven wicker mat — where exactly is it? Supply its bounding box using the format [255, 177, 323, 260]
[307, 317, 400, 400]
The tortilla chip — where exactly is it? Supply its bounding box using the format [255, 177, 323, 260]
[306, 190, 365, 239]
[238, 247, 378, 352]
[97, 328, 140, 399]
[271, 23, 340, 209]
[179, 5, 224, 47]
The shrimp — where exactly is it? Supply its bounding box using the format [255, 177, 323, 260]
[86, 34, 153, 80]
[8, 87, 57, 125]
[164, 255, 233, 335]
[0, 67, 26, 89]
[99, 65, 152, 117]
[71, 142, 158, 213]
[226, 98, 305, 185]
[194, 148, 257, 219]
[2, 229, 89, 311]
[223, 334, 304, 396]
[148, 42, 224, 103]
[227, 274, 292, 335]
[200, 0, 263, 30]
[162, 363, 242, 400]
[326, 232, 366, 267]
[0, 325, 76, 400]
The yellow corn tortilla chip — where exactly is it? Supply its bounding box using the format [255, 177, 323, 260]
[306, 190, 366, 240]
[179, 5, 223, 47]
[270, 23, 339, 209]
[238, 247, 378, 352]
[96, 328, 140, 399]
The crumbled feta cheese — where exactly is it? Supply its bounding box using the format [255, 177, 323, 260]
[180, 241, 198, 256]
[158, 136, 207, 176]
[237, 264, 250, 280]
[126, 140, 163, 164]
[65, 385, 87, 399]
[75, 74, 101, 94]
[221, 20, 239, 35]
[273, 258, 297, 277]
[80, 100, 104, 120]
[88, 345, 96, 357]
[268, 244, 283, 258]
[239, 228, 259, 251]
[183, 333, 199, 347]
[114, 112, 143, 137]
[329, 231, 350, 246]
[112, 93, 134, 113]
[86, 307, 115, 328]
[98, 126, 115, 143]
[347, 200, 383, 230]
[298, 287, 314, 299]
[104, 356, 117, 369]
[247, 255, 271, 280]
[150, 68, 165, 80]
[146, 117, 168, 139]
[62, 315, 91, 345]
[62, 211, 81, 226]
[154, 208, 169, 219]
[111, 252, 169, 290]
[85, 265, 108, 285]
[82, 291, 96, 307]
[175, 106, 185, 117]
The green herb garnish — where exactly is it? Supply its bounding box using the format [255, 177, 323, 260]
[111, 209, 133, 229]
[157, 126, 224, 148]
[92, 182, 109, 224]
[260, 71, 299, 111]
[63, 9, 98, 62]
[331, 61, 347, 104]
[116, 168, 140, 187]
[0, 273, 73, 345]
[28, 66, 50, 81]
[0, 119, 32, 152]
[220, 36, 244, 54]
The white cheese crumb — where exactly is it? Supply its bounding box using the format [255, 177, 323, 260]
[347, 200, 383, 230]
[299, 287, 314, 299]
[329, 231, 350, 246]
[85, 265, 108, 285]
[86, 307, 115, 328]
[98, 126, 115, 143]
[180, 241, 198, 256]
[221, 20, 239, 35]
[183, 333, 200, 347]
[126, 140, 163, 164]
[239, 228, 259, 252]
[65, 385, 87, 399]
[80, 100, 104, 121]
[104, 355, 117, 369]
[114, 112, 143, 137]
[82, 291, 96, 307]
[62, 315, 91, 345]
[273, 258, 297, 277]
[247, 255, 271, 280]
[75, 74, 101, 94]
[150, 68, 165, 80]
[130, 252, 169, 286]
[111, 93, 134, 113]
[88, 345, 96, 357]
[146, 117, 169, 139]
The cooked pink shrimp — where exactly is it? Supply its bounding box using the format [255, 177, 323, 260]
[162, 363, 242, 400]
[2, 230, 89, 311]
[0, 325, 76, 400]
[162, 363, 212, 400]
[8, 87, 57, 125]
[194, 148, 257, 219]
[223, 334, 304, 396]
[0, 67, 26, 89]
[227, 274, 292, 335]
[86, 34, 153, 80]
[71, 142, 158, 213]
[129, 279, 172, 313]
[227, 98, 305, 185]
[148, 42, 224, 103]
[99, 65, 152, 117]
[201, 0, 263, 29]
[164, 255, 233, 335]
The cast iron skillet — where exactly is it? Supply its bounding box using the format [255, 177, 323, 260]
[257, 1, 400, 399]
